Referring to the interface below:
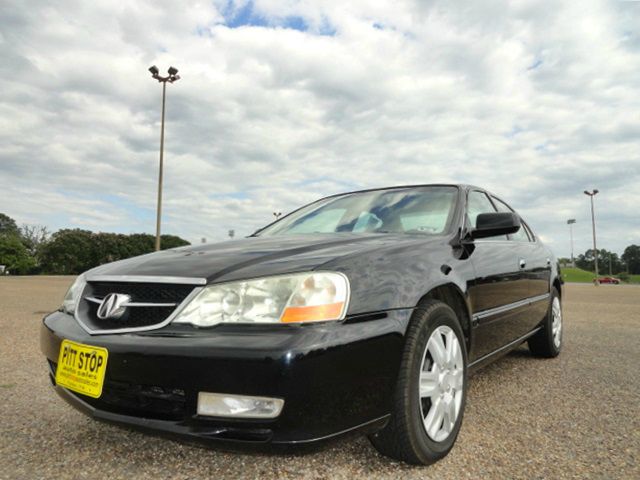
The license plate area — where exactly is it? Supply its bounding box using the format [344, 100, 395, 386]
[55, 339, 108, 398]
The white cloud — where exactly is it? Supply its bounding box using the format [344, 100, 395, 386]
[0, 0, 639, 256]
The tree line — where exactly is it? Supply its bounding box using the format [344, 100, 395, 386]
[561, 245, 640, 276]
[0, 213, 190, 275]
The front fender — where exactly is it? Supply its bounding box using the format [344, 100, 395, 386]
[321, 239, 474, 315]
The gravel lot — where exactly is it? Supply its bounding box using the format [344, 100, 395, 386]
[1, 277, 638, 479]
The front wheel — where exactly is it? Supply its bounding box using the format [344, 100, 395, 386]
[369, 300, 468, 465]
[528, 288, 562, 358]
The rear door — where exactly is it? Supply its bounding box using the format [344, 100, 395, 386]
[465, 190, 531, 362]
[491, 196, 551, 332]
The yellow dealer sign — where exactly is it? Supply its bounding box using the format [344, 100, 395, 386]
[55, 340, 108, 398]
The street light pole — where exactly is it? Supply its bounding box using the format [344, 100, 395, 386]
[149, 65, 180, 251]
[567, 219, 576, 266]
[584, 189, 599, 284]
[156, 80, 166, 253]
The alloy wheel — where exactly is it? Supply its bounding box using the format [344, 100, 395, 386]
[418, 325, 464, 442]
[551, 297, 562, 349]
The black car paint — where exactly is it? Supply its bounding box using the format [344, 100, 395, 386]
[41, 184, 561, 444]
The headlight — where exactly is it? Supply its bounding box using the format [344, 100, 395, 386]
[62, 274, 86, 315]
[172, 272, 349, 327]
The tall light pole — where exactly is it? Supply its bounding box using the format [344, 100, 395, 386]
[584, 189, 599, 284]
[567, 219, 576, 266]
[149, 65, 180, 251]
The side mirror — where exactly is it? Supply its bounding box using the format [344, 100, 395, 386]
[472, 212, 521, 239]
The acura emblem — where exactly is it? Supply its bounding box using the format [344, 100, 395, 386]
[97, 293, 132, 320]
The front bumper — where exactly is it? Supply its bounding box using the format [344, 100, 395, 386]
[41, 310, 412, 444]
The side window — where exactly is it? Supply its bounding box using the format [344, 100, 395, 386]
[491, 196, 531, 242]
[510, 222, 530, 242]
[491, 197, 512, 214]
[466, 191, 497, 228]
[522, 222, 535, 241]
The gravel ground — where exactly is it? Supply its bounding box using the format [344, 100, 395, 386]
[1, 277, 638, 479]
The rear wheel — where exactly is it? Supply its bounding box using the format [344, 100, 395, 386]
[528, 288, 562, 358]
[369, 300, 467, 465]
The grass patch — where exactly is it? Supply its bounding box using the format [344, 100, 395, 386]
[625, 274, 640, 284]
[562, 267, 596, 283]
[562, 268, 640, 284]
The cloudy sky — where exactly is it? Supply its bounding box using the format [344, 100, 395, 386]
[1, 0, 639, 257]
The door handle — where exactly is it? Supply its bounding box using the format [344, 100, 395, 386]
[519, 258, 526, 269]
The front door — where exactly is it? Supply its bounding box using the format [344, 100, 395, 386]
[464, 190, 530, 362]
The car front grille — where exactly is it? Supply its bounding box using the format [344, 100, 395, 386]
[76, 281, 198, 333]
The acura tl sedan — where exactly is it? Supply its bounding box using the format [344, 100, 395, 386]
[41, 184, 562, 465]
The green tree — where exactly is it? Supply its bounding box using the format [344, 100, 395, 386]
[576, 248, 623, 274]
[38, 229, 95, 274]
[122, 233, 190, 256]
[20, 224, 50, 256]
[622, 245, 640, 274]
[0, 213, 19, 237]
[16, 226, 191, 275]
[0, 235, 36, 274]
[126, 233, 156, 257]
[160, 234, 190, 250]
[92, 233, 132, 265]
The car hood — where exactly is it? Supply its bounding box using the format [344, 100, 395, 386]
[88, 233, 436, 284]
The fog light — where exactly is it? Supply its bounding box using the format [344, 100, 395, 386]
[197, 392, 284, 418]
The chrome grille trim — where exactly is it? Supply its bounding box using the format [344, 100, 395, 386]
[84, 296, 178, 308]
[85, 275, 207, 285]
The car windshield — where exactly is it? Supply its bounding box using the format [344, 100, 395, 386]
[257, 186, 458, 237]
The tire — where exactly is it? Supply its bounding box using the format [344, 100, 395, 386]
[368, 300, 468, 465]
[528, 287, 562, 358]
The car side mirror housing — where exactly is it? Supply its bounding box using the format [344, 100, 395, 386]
[472, 212, 521, 239]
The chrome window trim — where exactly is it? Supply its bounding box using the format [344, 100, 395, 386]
[75, 287, 204, 335]
[85, 275, 207, 285]
[472, 293, 550, 323]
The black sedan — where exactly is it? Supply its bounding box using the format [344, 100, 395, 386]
[41, 184, 563, 465]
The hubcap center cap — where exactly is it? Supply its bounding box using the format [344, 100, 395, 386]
[439, 371, 454, 393]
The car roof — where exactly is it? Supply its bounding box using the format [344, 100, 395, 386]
[318, 183, 480, 199]
[315, 183, 514, 214]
